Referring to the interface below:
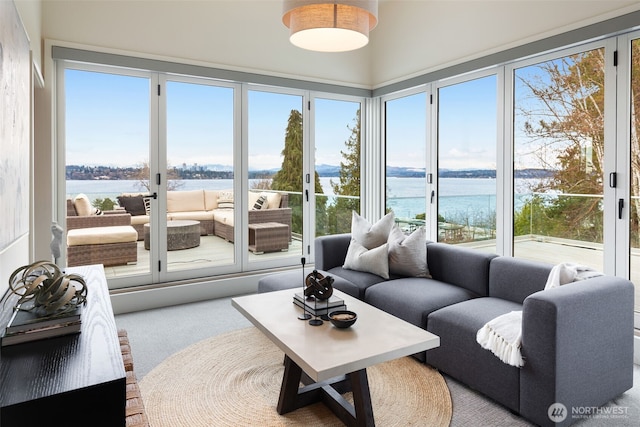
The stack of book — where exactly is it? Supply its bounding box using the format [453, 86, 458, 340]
[1, 301, 83, 347]
[293, 292, 346, 317]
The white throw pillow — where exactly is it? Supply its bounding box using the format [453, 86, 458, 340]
[343, 239, 390, 279]
[73, 194, 94, 216]
[351, 211, 395, 249]
[388, 225, 430, 278]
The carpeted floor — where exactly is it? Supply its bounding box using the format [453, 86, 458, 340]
[116, 296, 640, 426]
[138, 327, 452, 426]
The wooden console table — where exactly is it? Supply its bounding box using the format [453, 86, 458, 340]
[0, 265, 125, 427]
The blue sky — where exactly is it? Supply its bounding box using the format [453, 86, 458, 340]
[65, 68, 538, 172]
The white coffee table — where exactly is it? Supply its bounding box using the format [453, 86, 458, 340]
[232, 288, 440, 426]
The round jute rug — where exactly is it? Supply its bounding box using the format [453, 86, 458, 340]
[139, 327, 452, 427]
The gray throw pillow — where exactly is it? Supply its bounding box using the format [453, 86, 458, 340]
[388, 225, 430, 278]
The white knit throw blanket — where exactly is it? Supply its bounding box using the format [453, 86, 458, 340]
[476, 262, 603, 367]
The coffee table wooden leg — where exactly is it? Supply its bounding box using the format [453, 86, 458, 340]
[277, 355, 303, 414]
[349, 369, 375, 426]
[277, 355, 375, 426]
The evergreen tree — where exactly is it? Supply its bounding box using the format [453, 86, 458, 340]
[271, 109, 325, 235]
[328, 109, 361, 234]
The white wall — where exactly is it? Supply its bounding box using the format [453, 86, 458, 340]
[14, 0, 42, 73]
[41, 0, 372, 88]
[39, 1, 640, 89]
[372, 0, 640, 87]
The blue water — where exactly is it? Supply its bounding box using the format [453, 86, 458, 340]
[67, 177, 537, 224]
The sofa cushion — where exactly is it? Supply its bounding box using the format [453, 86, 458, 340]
[388, 226, 429, 278]
[489, 256, 552, 304]
[67, 225, 138, 246]
[351, 211, 395, 249]
[257, 269, 359, 298]
[169, 211, 215, 222]
[213, 210, 234, 226]
[167, 190, 206, 212]
[117, 195, 147, 216]
[426, 297, 523, 412]
[427, 242, 496, 297]
[204, 190, 219, 211]
[343, 239, 390, 279]
[325, 266, 386, 299]
[365, 277, 477, 330]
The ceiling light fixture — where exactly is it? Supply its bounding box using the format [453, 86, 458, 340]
[282, 1, 378, 53]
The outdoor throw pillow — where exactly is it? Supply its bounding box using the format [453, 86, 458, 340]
[252, 193, 268, 210]
[74, 193, 102, 216]
[218, 190, 234, 209]
[117, 195, 146, 216]
[388, 225, 430, 278]
[343, 239, 390, 279]
[350, 211, 395, 249]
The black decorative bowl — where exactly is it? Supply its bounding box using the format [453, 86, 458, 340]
[328, 310, 357, 328]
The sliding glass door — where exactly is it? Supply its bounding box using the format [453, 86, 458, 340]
[385, 91, 427, 234]
[163, 77, 237, 278]
[512, 45, 608, 271]
[437, 75, 498, 251]
[63, 66, 154, 282]
[314, 97, 363, 236]
[247, 89, 304, 266]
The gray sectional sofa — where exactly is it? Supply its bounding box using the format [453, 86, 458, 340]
[258, 233, 635, 427]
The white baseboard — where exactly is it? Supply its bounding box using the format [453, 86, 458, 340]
[109, 268, 296, 315]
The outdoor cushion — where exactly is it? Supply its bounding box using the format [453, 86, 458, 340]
[117, 195, 147, 216]
[204, 190, 219, 211]
[167, 189, 205, 212]
[67, 225, 138, 246]
[73, 193, 94, 216]
[265, 192, 282, 209]
[169, 211, 215, 222]
[213, 210, 234, 226]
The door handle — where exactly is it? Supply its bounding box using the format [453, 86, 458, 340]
[144, 193, 158, 200]
[618, 198, 624, 219]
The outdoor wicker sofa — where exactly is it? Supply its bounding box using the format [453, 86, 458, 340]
[66, 197, 138, 267]
[117, 190, 292, 244]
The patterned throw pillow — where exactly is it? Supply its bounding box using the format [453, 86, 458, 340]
[252, 193, 268, 210]
[143, 197, 152, 216]
[217, 191, 234, 210]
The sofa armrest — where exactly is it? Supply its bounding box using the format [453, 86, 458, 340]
[67, 213, 132, 231]
[520, 276, 634, 426]
[314, 233, 351, 270]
